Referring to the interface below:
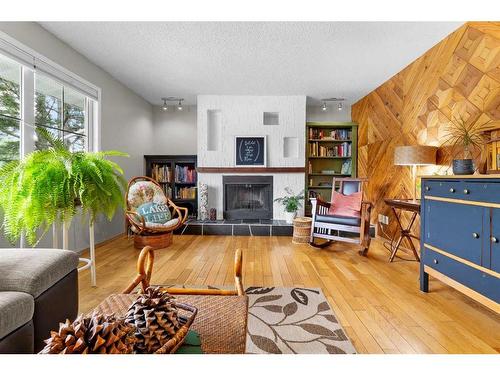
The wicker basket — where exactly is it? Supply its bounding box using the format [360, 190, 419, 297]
[292, 217, 312, 244]
[154, 302, 198, 354]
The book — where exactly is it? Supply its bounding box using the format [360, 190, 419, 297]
[151, 164, 171, 183]
[309, 128, 351, 141]
[175, 165, 197, 183]
[309, 141, 351, 157]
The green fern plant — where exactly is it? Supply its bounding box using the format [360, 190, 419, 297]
[0, 127, 128, 245]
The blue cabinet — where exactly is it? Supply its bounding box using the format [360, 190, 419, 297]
[421, 177, 500, 314]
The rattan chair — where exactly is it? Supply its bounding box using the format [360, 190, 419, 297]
[310, 178, 372, 255]
[123, 246, 244, 296]
[125, 176, 188, 249]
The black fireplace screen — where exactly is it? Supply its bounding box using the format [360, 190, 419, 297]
[223, 176, 273, 220]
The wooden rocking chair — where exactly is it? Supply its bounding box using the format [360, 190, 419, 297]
[123, 246, 244, 296]
[310, 178, 372, 255]
[125, 176, 189, 249]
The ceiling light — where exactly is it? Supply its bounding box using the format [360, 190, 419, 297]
[161, 98, 168, 112]
[177, 100, 183, 111]
[338, 102, 343, 111]
[321, 102, 327, 111]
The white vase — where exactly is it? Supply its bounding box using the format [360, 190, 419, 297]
[285, 211, 297, 224]
[199, 183, 209, 220]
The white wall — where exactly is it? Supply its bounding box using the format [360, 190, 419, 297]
[306, 105, 352, 122]
[197, 95, 306, 220]
[151, 105, 197, 155]
[0, 22, 154, 251]
[150, 105, 352, 157]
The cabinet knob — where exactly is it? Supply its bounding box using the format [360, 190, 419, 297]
[425, 186, 430, 191]
[472, 232, 480, 239]
[449, 188, 455, 193]
[463, 189, 470, 194]
[433, 259, 438, 264]
[491, 236, 498, 243]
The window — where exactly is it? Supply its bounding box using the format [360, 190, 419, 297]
[0, 40, 99, 162]
[0, 54, 21, 166]
[35, 75, 87, 152]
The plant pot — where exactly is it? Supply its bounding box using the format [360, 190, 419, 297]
[452, 159, 475, 175]
[285, 211, 297, 224]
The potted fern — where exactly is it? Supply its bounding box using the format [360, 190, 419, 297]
[274, 188, 304, 224]
[443, 116, 487, 175]
[0, 128, 128, 245]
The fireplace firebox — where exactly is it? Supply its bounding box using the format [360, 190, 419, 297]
[223, 176, 273, 220]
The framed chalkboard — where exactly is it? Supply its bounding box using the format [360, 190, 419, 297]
[234, 136, 267, 167]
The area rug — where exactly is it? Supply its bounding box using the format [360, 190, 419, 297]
[245, 286, 356, 354]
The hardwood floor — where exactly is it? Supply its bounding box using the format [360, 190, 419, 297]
[78, 235, 500, 354]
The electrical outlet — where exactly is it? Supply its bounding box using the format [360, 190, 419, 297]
[378, 214, 389, 225]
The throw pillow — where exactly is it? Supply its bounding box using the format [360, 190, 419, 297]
[328, 191, 362, 218]
[136, 202, 172, 224]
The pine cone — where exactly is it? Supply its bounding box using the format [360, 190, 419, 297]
[125, 286, 180, 353]
[40, 313, 135, 354]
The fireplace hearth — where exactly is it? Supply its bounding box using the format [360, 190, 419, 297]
[223, 176, 273, 220]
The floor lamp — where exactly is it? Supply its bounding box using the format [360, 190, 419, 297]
[394, 145, 437, 201]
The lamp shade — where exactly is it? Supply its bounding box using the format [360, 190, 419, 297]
[394, 145, 437, 166]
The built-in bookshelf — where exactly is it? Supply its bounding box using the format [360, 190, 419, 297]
[144, 155, 198, 217]
[305, 122, 358, 216]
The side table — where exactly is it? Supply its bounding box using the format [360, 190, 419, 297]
[383, 198, 421, 262]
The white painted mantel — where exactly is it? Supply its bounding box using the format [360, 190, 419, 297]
[197, 95, 306, 220]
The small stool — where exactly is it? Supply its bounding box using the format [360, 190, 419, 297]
[292, 217, 312, 244]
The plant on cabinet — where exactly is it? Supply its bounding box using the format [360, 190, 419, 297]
[443, 115, 489, 175]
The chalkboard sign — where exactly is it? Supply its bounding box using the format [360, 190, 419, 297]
[234, 136, 267, 166]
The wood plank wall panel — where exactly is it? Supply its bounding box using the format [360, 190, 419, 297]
[352, 22, 500, 238]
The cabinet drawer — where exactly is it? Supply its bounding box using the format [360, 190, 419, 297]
[424, 199, 484, 265]
[423, 247, 500, 303]
[460, 181, 500, 204]
[422, 180, 462, 199]
[423, 180, 500, 204]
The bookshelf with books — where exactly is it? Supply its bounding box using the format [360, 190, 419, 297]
[144, 155, 198, 217]
[305, 122, 358, 216]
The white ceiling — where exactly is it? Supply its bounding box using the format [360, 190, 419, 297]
[39, 22, 462, 106]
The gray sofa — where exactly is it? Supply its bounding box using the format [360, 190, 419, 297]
[0, 249, 79, 353]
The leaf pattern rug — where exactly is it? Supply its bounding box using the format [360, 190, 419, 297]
[245, 287, 356, 354]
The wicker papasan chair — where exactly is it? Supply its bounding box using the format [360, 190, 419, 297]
[125, 176, 188, 249]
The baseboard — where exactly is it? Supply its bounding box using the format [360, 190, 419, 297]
[78, 233, 126, 256]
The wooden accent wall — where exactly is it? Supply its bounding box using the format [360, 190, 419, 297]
[352, 22, 500, 237]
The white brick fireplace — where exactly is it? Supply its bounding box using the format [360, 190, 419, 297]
[197, 95, 306, 220]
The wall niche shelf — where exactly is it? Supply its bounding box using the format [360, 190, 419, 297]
[263, 112, 280, 125]
[305, 121, 358, 216]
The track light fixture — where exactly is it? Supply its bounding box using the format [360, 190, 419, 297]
[320, 98, 346, 112]
[160, 97, 185, 112]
